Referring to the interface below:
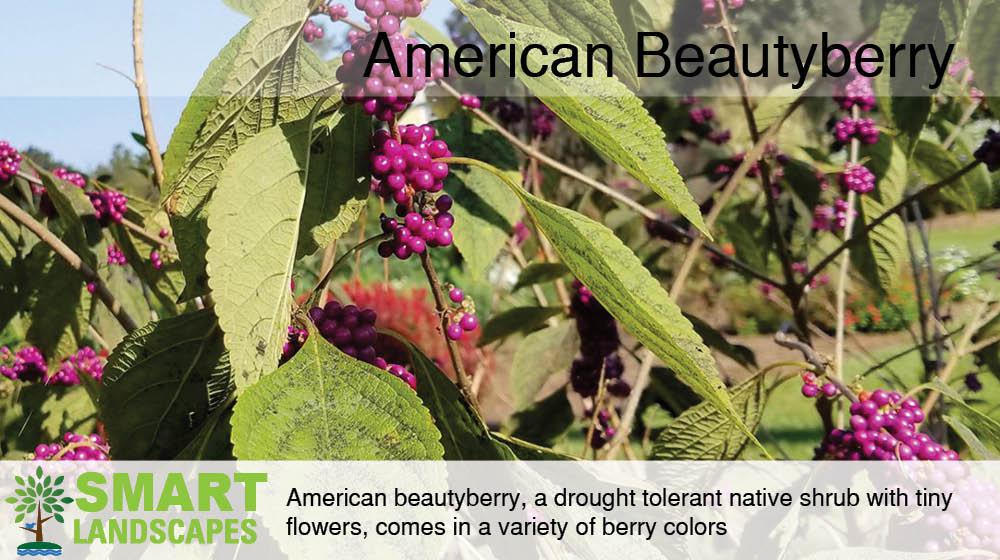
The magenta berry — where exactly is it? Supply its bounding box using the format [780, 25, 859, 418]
[0, 346, 47, 382]
[446, 322, 463, 341]
[569, 281, 628, 400]
[459, 312, 478, 332]
[448, 287, 464, 303]
[0, 141, 22, 182]
[839, 162, 875, 194]
[303, 19, 324, 43]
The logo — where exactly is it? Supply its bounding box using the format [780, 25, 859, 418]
[4, 466, 74, 557]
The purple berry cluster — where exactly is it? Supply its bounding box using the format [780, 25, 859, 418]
[839, 162, 876, 194]
[0, 346, 47, 382]
[444, 286, 478, 342]
[814, 389, 958, 461]
[284, 298, 418, 389]
[459, 94, 482, 109]
[30, 432, 109, 461]
[569, 282, 630, 399]
[87, 190, 128, 226]
[106, 244, 127, 266]
[530, 104, 557, 140]
[833, 117, 879, 145]
[47, 347, 104, 386]
[53, 167, 86, 189]
[488, 99, 525, 127]
[799, 371, 839, 399]
[303, 19, 325, 43]
[678, 97, 732, 146]
[370, 125, 452, 208]
[974, 129, 1000, 171]
[0, 141, 21, 182]
[336, 0, 445, 122]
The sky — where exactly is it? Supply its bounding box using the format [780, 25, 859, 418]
[1, 1, 452, 171]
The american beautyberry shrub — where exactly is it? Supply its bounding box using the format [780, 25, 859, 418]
[0, 346, 47, 382]
[46, 347, 104, 386]
[29, 432, 110, 461]
[811, 389, 958, 461]
[569, 282, 630, 399]
[0, 140, 22, 182]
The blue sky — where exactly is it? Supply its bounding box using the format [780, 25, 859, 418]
[1, 1, 452, 170]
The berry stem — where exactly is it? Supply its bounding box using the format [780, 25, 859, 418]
[0, 193, 138, 333]
[418, 251, 477, 409]
[833, 106, 862, 386]
[131, 0, 165, 191]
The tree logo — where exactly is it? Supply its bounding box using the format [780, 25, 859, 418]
[4, 466, 74, 557]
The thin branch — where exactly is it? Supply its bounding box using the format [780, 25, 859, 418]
[834, 106, 862, 383]
[0, 194, 138, 332]
[96, 62, 136, 85]
[774, 330, 856, 402]
[121, 218, 174, 250]
[132, 0, 165, 190]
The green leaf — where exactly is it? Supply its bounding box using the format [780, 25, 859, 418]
[230, 330, 444, 460]
[504, 388, 574, 447]
[407, 17, 458, 51]
[174, 404, 235, 460]
[456, 4, 707, 235]
[164, 1, 333, 298]
[14, 513, 24, 523]
[100, 309, 232, 459]
[54, 513, 64, 523]
[206, 120, 313, 392]
[874, 0, 964, 155]
[851, 137, 908, 293]
[296, 105, 371, 258]
[401, 337, 515, 460]
[477, 163, 758, 447]
[4, 497, 16, 504]
[969, 0, 1000, 106]
[944, 415, 998, 460]
[612, 0, 674, 69]
[929, 379, 1000, 454]
[476, 0, 639, 89]
[509, 320, 580, 409]
[491, 432, 577, 460]
[650, 374, 767, 459]
[911, 139, 978, 211]
[432, 114, 522, 280]
[478, 306, 563, 346]
[513, 262, 571, 292]
[222, 0, 273, 16]
[684, 313, 757, 369]
[22, 245, 90, 359]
